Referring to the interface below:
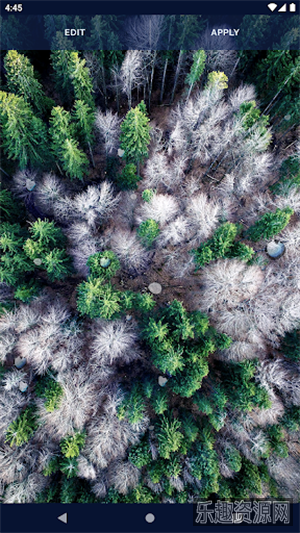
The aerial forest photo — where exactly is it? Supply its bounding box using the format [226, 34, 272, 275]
[0, 14, 300, 505]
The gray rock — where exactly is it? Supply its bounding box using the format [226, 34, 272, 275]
[158, 376, 168, 387]
[148, 282, 162, 295]
[14, 356, 27, 369]
[118, 148, 125, 157]
[100, 257, 111, 268]
[266, 241, 285, 259]
[33, 258, 42, 266]
[19, 381, 28, 393]
[26, 179, 36, 191]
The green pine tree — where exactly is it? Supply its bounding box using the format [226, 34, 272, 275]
[51, 50, 74, 102]
[60, 431, 86, 458]
[44, 248, 72, 281]
[4, 50, 49, 114]
[129, 439, 152, 468]
[157, 414, 184, 459]
[61, 138, 89, 181]
[68, 52, 95, 109]
[206, 71, 228, 90]
[5, 407, 37, 447]
[60, 458, 79, 479]
[224, 445, 242, 472]
[116, 163, 141, 190]
[247, 207, 294, 241]
[185, 49, 206, 100]
[72, 99, 95, 165]
[151, 387, 169, 415]
[120, 101, 151, 172]
[137, 219, 160, 247]
[77, 278, 121, 319]
[35, 373, 64, 412]
[0, 90, 49, 169]
[87, 250, 120, 280]
[49, 106, 73, 160]
[0, 222, 33, 286]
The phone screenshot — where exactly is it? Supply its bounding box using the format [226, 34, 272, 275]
[0, 1, 299, 532]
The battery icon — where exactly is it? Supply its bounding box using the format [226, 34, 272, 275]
[289, 2, 296, 10]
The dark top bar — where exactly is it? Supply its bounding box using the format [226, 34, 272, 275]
[1, 1, 299, 16]
[1, 11, 299, 50]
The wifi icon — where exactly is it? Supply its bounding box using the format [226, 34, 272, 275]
[268, 2, 278, 10]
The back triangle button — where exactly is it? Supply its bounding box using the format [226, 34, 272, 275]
[57, 513, 68, 524]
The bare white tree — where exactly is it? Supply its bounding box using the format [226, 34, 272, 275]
[0, 443, 40, 485]
[0, 332, 17, 363]
[167, 119, 188, 157]
[122, 16, 164, 107]
[274, 187, 300, 217]
[12, 169, 39, 202]
[90, 319, 139, 366]
[213, 305, 264, 346]
[259, 359, 300, 406]
[145, 477, 163, 493]
[53, 195, 74, 222]
[3, 473, 48, 503]
[34, 173, 65, 215]
[14, 305, 41, 334]
[36, 366, 99, 440]
[110, 229, 150, 275]
[77, 454, 97, 480]
[199, 259, 264, 313]
[186, 193, 221, 246]
[120, 50, 144, 109]
[69, 237, 101, 277]
[72, 182, 120, 228]
[170, 476, 185, 492]
[0, 388, 27, 439]
[143, 152, 172, 189]
[218, 341, 261, 362]
[85, 416, 130, 469]
[66, 222, 92, 245]
[17, 324, 59, 375]
[162, 247, 195, 279]
[266, 454, 300, 501]
[249, 270, 300, 345]
[191, 102, 230, 163]
[84, 385, 148, 469]
[123, 15, 164, 49]
[107, 460, 140, 494]
[50, 322, 84, 373]
[95, 109, 121, 157]
[158, 216, 189, 247]
[205, 49, 238, 78]
[137, 193, 179, 226]
[229, 84, 256, 111]
[2, 369, 27, 391]
[0, 308, 19, 335]
[244, 391, 285, 429]
[91, 474, 107, 499]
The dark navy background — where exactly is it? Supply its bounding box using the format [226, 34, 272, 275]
[1, 503, 299, 533]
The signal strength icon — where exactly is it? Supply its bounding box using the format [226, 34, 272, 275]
[268, 2, 278, 10]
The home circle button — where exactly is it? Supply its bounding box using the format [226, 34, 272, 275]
[145, 513, 155, 523]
